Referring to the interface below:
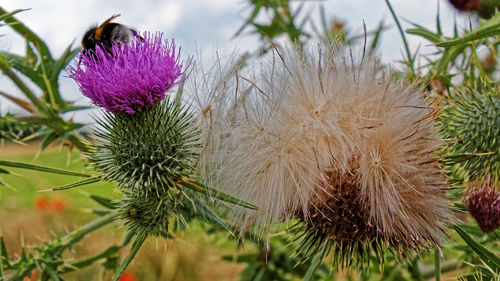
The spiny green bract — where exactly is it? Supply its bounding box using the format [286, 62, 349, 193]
[0, 113, 34, 141]
[293, 223, 389, 270]
[89, 97, 199, 196]
[121, 189, 196, 237]
[441, 87, 500, 182]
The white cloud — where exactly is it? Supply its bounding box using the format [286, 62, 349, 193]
[140, 1, 181, 32]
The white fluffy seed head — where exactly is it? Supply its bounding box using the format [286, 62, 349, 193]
[188, 43, 451, 245]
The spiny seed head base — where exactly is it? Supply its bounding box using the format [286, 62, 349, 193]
[90, 97, 199, 196]
[295, 170, 438, 268]
[304, 174, 376, 244]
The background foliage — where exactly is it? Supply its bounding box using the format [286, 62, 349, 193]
[1, 0, 499, 280]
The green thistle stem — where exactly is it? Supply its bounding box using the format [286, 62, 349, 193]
[112, 232, 147, 281]
[0, 237, 4, 278]
[434, 248, 441, 281]
[421, 259, 464, 279]
[385, 0, 414, 73]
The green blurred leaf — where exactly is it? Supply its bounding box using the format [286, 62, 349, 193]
[180, 180, 258, 210]
[0, 7, 53, 61]
[88, 194, 119, 210]
[454, 224, 500, 272]
[1, 6, 81, 112]
[193, 195, 232, 234]
[370, 21, 386, 50]
[111, 232, 146, 281]
[435, 13, 500, 47]
[44, 266, 61, 281]
[0, 52, 46, 89]
[60, 245, 122, 273]
[0, 55, 48, 113]
[25, 40, 38, 67]
[436, 44, 467, 73]
[43, 176, 102, 192]
[385, 0, 414, 72]
[40, 131, 59, 150]
[0, 160, 92, 177]
[101, 256, 120, 271]
[0, 235, 8, 276]
[50, 41, 78, 81]
[0, 8, 27, 23]
[58, 106, 92, 113]
[407, 27, 442, 43]
[0, 89, 35, 113]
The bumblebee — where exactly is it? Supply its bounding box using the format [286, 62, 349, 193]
[81, 14, 137, 54]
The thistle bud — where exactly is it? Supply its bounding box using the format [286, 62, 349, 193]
[464, 174, 500, 233]
[441, 88, 500, 185]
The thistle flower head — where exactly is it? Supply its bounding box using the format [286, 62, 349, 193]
[69, 32, 188, 114]
[464, 174, 500, 233]
[192, 43, 451, 266]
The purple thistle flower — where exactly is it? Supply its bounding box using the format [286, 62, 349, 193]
[464, 174, 500, 233]
[69, 32, 188, 114]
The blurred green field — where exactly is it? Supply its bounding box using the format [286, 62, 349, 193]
[0, 142, 245, 281]
[0, 141, 118, 218]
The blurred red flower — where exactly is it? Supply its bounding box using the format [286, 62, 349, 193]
[23, 270, 38, 281]
[35, 196, 50, 211]
[51, 197, 67, 212]
[34, 196, 67, 212]
[118, 271, 138, 281]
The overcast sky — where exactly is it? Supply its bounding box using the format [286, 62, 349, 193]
[0, 0, 472, 120]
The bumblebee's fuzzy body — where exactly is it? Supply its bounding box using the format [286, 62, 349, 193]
[81, 14, 137, 54]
